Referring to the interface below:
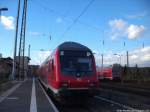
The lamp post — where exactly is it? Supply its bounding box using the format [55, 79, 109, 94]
[0, 8, 8, 20]
[114, 54, 122, 65]
[0, 7, 8, 53]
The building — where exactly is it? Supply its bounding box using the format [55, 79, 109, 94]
[28, 65, 39, 77]
[15, 56, 30, 79]
[0, 57, 13, 81]
[0, 53, 2, 58]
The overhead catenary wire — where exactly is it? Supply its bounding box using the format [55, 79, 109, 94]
[34, 0, 100, 33]
[61, 0, 95, 37]
[52, 0, 96, 48]
[34, 0, 98, 48]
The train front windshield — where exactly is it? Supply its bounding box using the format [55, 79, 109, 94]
[60, 50, 94, 76]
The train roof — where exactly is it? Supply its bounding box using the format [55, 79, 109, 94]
[58, 41, 91, 51]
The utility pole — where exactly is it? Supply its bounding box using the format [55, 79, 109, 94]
[12, 0, 20, 80]
[18, 0, 28, 80]
[28, 44, 30, 58]
[127, 51, 129, 67]
[101, 54, 103, 70]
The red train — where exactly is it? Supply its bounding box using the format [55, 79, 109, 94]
[97, 67, 113, 80]
[38, 42, 99, 100]
[103, 68, 112, 80]
[96, 65, 122, 81]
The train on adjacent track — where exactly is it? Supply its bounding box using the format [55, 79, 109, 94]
[96, 67, 113, 80]
[38, 42, 99, 101]
[96, 65, 122, 81]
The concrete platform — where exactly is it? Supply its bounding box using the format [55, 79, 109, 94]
[0, 78, 58, 112]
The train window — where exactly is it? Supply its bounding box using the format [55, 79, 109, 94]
[60, 51, 64, 56]
[60, 51, 94, 76]
[78, 58, 92, 71]
[87, 52, 91, 56]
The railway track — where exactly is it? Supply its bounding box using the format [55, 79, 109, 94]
[100, 82, 150, 97]
[39, 79, 150, 111]
[101, 80, 150, 90]
[39, 80, 92, 112]
[98, 88, 150, 109]
[57, 103, 92, 112]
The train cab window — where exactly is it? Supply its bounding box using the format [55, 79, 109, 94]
[60, 51, 94, 76]
[77, 58, 92, 71]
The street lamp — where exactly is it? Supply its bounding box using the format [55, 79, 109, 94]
[0, 8, 8, 11]
[0, 7, 8, 20]
[114, 54, 122, 65]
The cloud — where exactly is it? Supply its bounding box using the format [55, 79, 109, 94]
[108, 19, 146, 40]
[109, 19, 127, 30]
[126, 11, 147, 19]
[38, 50, 51, 61]
[30, 50, 51, 65]
[0, 16, 15, 30]
[29, 31, 46, 37]
[142, 54, 150, 61]
[94, 46, 150, 67]
[109, 19, 127, 40]
[56, 17, 63, 23]
[30, 46, 150, 67]
[126, 25, 145, 39]
[129, 46, 150, 66]
[130, 54, 138, 60]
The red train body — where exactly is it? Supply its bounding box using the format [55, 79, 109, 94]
[38, 42, 99, 99]
[97, 67, 113, 80]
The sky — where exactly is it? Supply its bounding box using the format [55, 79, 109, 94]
[0, 0, 150, 67]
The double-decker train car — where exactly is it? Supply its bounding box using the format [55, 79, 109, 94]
[96, 67, 112, 80]
[38, 42, 99, 100]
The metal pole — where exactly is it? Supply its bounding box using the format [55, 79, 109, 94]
[18, 0, 26, 80]
[23, 0, 28, 79]
[102, 54, 103, 70]
[127, 51, 129, 67]
[28, 44, 30, 58]
[120, 55, 121, 65]
[11, 0, 20, 80]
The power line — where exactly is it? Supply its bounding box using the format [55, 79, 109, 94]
[34, 0, 98, 33]
[34, 0, 97, 48]
[34, 0, 99, 32]
[61, 0, 95, 37]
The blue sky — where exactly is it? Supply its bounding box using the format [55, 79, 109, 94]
[0, 0, 150, 66]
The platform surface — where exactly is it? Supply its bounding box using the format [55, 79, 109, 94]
[0, 78, 57, 112]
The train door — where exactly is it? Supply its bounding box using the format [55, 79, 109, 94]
[48, 59, 55, 87]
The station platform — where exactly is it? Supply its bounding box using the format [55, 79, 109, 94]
[0, 78, 58, 112]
